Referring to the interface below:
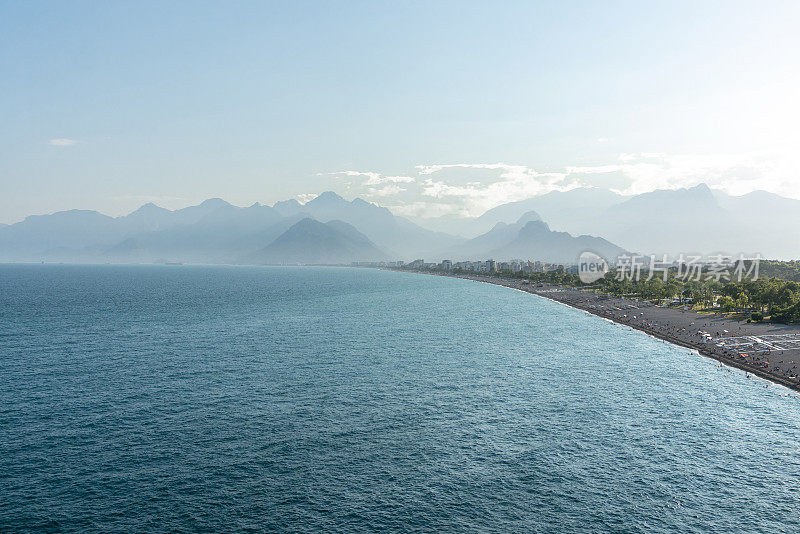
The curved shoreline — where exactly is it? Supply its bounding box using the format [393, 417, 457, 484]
[531, 288, 800, 392]
[396, 269, 800, 392]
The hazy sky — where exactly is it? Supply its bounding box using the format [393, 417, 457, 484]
[2, 0, 799, 223]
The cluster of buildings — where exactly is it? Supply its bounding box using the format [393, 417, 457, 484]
[351, 259, 578, 274]
[351, 259, 581, 274]
[351, 261, 406, 268]
[404, 259, 578, 274]
[351, 254, 760, 284]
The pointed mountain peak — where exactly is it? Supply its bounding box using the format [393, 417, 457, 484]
[129, 202, 169, 215]
[126, 203, 153, 215]
[314, 191, 345, 202]
[681, 183, 717, 202]
[684, 183, 716, 199]
[293, 216, 321, 227]
[272, 198, 304, 216]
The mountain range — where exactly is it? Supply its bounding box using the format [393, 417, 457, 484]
[413, 184, 800, 259]
[2, 183, 798, 264]
[0, 193, 455, 264]
[441, 210, 626, 262]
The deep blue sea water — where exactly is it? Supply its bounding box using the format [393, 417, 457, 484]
[2, 265, 800, 533]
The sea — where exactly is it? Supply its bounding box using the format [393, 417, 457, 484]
[1, 264, 799, 533]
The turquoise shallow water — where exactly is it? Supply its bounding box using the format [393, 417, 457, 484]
[1, 265, 799, 533]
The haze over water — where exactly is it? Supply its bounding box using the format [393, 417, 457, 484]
[2, 265, 799, 532]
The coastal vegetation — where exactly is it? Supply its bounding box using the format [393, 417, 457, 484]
[443, 261, 800, 324]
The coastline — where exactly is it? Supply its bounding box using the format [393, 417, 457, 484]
[393, 269, 800, 392]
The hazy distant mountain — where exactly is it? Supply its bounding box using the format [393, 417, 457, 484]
[413, 188, 627, 238]
[0, 198, 244, 261]
[448, 210, 625, 262]
[589, 184, 723, 254]
[449, 211, 542, 258]
[104, 205, 298, 263]
[420, 183, 800, 259]
[713, 189, 800, 220]
[488, 220, 627, 263]
[248, 218, 386, 264]
[119, 198, 235, 233]
[473, 187, 627, 236]
[272, 198, 303, 217]
[116, 202, 173, 233]
[712, 189, 800, 258]
[278, 191, 462, 258]
[609, 183, 720, 217]
[0, 200, 288, 263]
[589, 184, 800, 257]
[0, 192, 448, 263]
[3, 185, 799, 263]
[0, 210, 119, 259]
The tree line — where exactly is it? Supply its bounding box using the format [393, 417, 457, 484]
[448, 262, 800, 324]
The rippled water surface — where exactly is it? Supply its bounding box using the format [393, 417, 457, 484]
[2, 265, 800, 532]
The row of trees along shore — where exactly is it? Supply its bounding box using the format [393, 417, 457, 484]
[446, 260, 800, 324]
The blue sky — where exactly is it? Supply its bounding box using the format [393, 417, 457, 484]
[2, 1, 799, 223]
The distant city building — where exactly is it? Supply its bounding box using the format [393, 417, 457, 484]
[441, 259, 452, 271]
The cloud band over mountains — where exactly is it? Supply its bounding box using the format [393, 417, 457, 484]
[325, 150, 800, 218]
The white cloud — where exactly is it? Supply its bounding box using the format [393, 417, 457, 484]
[318, 148, 800, 218]
[413, 163, 574, 215]
[375, 175, 415, 184]
[368, 184, 407, 197]
[384, 200, 472, 219]
[564, 165, 621, 174]
[322, 170, 381, 181]
[608, 150, 800, 198]
[296, 193, 317, 204]
[48, 138, 79, 146]
[324, 170, 415, 185]
[416, 163, 540, 176]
